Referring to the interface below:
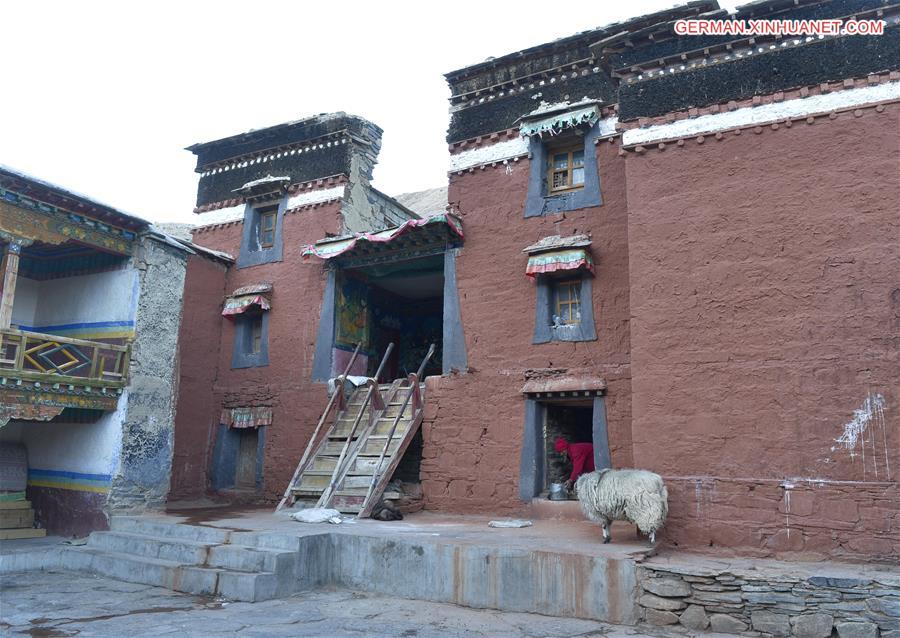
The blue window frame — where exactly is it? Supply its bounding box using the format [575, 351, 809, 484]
[231, 310, 270, 368]
[236, 198, 286, 268]
[524, 122, 603, 218]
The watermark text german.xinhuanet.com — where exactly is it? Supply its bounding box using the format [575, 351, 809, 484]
[674, 18, 886, 36]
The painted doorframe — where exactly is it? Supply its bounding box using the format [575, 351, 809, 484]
[518, 394, 611, 501]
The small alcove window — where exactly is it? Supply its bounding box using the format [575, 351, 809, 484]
[256, 204, 278, 249]
[248, 312, 264, 354]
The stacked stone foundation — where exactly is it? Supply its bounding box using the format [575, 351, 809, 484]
[638, 562, 900, 637]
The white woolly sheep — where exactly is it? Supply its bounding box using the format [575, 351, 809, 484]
[575, 468, 668, 544]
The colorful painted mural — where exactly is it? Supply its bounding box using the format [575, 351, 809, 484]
[334, 273, 370, 351]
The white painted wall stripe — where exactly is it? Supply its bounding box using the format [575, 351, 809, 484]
[286, 185, 345, 210]
[448, 116, 619, 173]
[622, 82, 900, 146]
[194, 203, 247, 227]
[594, 116, 619, 138]
[448, 137, 529, 172]
[193, 185, 347, 227]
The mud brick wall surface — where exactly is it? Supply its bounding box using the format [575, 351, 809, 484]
[170, 201, 343, 501]
[637, 562, 900, 637]
[625, 105, 900, 556]
[169, 254, 228, 500]
[664, 478, 898, 562]
[421, 140, 633, 513]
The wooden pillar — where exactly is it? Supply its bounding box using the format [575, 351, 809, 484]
[0, 242, 21, 329]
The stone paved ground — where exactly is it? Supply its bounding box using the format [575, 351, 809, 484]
[0, 571, 735, 637]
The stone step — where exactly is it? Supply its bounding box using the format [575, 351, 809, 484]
[110, 516, 231, 544]
[61, 547, 280, 602]
[87, 530, 212, 564]
[207, 544, 296, 576]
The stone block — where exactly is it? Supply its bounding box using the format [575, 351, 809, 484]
[644, 577, 692, 597]
[779, 491, 815, 516]
[644, 609, 680, 625]
[868, 597, 900, 617]
[680, 604, 710, 630]
[710, 613, 749, 633]
[696, 582, 742, 591]
[808, 577, 871, 588]
[822, 601, 868, 613]
[640, 594, 687, 611]
[692, 590, 745, 603]
[765, 529, 806, 552]
[752, 610, 791, 636]
[217, 571, 278, 602]
[791, 613, 834, 638]
[835, 622, 879, 638]
[744, 591, 806, 607]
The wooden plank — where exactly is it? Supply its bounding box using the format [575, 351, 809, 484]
[0, 527, 45, 540]
[0, 249, 20, 330]
[317, 379, 404, 510]
[0, 328, 128, 352]
[0, 500, 31, 510]
[0, 508, 34, 529]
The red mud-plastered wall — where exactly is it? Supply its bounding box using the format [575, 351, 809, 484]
[169, 254, 227, 500]
[422, 140, 633, 513]
[625, 104, 900, 560]
[168, 200, 343, 501]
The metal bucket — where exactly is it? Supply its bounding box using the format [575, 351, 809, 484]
[549, 482, 568, 501]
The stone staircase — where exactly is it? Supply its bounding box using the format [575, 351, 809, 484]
[59, 516, 304, 601]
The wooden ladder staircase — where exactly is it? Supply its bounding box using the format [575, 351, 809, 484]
[277, 343, 434, 517]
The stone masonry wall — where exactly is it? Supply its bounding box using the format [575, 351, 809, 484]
[637, 560, 900, 637]
[108, 238, 188, 511]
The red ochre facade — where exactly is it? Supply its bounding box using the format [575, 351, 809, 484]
[170, 101, 898, 562]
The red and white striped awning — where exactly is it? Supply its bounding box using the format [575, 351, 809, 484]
[222, 294, 270, 317]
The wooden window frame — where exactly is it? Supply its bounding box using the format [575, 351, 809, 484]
[555, 279, 582, 325]
[248, 313, 264, 354]
[547, 144, 586, 194]
[256, 205, 278, 249]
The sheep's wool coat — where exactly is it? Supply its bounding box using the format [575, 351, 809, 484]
[575, 469, 669, 534]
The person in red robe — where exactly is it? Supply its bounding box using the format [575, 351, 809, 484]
[555, 437, 595, 490]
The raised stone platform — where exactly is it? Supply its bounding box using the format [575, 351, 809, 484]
[0, 508, 651, 622]
[2, 507, 895, 636]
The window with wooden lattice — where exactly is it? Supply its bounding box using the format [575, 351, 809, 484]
[553, 279, 582, 326]
[547, 145, 585, 194]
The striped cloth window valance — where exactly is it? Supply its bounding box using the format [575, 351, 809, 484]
[220, 407, 273, 429]
[525, 248, 594, 278]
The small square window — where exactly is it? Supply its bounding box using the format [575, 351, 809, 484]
[547, 145, 585, 194]
[256, 204, 278, 249]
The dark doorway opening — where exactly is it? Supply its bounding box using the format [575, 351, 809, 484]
[544, 402, 593, 498]
[347, 254, 444, 381]
[518, 393, 611, 503]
